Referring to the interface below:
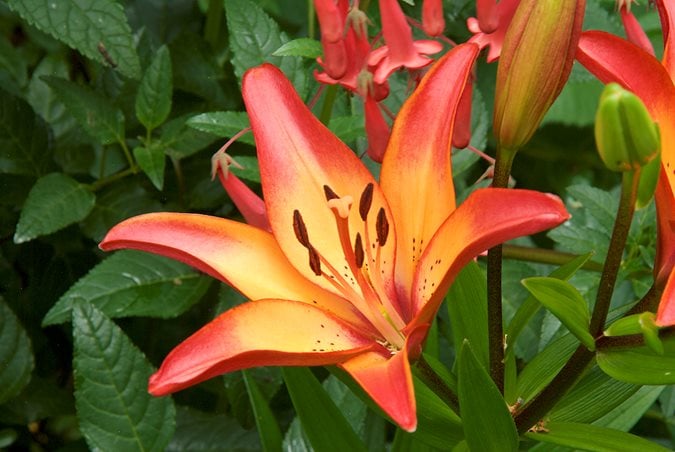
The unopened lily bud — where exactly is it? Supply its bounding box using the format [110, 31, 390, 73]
[422, 0, 445, 37]
[594, 83, 660, 173]
[493, 0, 585, 152]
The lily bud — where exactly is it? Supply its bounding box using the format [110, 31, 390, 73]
[594, 83, 660, 173]
[493, 0, 585, 152]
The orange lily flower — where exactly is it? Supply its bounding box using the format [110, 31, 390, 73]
[576, 2, 675, 326]
[100, 43, 569, 431]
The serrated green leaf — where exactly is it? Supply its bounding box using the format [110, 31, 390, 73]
[14, 173, 95, 243]
[43, 250, 211, 325]
[133, 146, 166, 190]
[0, 38, 27, 89]
[273, 38, 322, 58]
[282, 367, 367, 452]
[522, 277, 595, 351]
[43, 76, 125, 145]
[0, 89, 52, 176]
[0, 297, 34, 404]
[136, 45, 172, 131]
[458, 341, 518, 452]
[73, 302, 175, 451]
[225, 0, 308, 96]
[328, 115, 366, 143]
[597, 336, 675, 384]
[160, 115, 220, 159]
[229, 155, 260, 183]
[8, 0, 141, 79]
[526, 421, 669, 452]
[243, 370, 282, 452]
[186, 111, 254, 145]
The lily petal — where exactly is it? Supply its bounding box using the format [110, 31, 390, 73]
[577, 31, 675, 196]
[242, 64, 396, 301]
[655, 0, 675, 79]
[380, 42, 479, 316]
[656, 268, 675, 327]
[410, 188, 570, 326]
[149, 299, 375, 395]
[656, 173, 675, 284]
[339, 324, 427, 432]
[100, 213, 369, 328]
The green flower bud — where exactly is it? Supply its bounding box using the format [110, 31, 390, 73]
[594, 83, 660, 173]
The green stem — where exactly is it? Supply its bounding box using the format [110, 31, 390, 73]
[319, 85, 338, 125]
[624, 284, 662, 317]
[486, 147, 516, 393]
[89, 167, 136, 192]
[119, 139, 137, 173]
[171, 157, 186, 209]
[500, 245, 604, 272]
[308, 0, 315, 40]
[514, 169, 640, 433]
[415, 356, 459, 413]
[204, 0, 224, 48]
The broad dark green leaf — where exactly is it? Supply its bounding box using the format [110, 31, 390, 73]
[8, 0, 141, 79]
[43, 250, 211, 325]
[282, 367, 367, 452]
[136, 45, 172, 131]
[522, 277, 595, 351]
[0, 38, 27, 89]
[328, 115, 366, 143]
[526, 421, 669, 452]
[73, 302, 175, 451]
[0, 376, 74, 425]
[160, 115, 220, 159]
[133, 146, 166, 190]
[273, 38, 322, 58]
[243, 370, 282, 452]
[14, 173, 95, 243]
[225, 0, 309, 96]
[597, 336, 675, 384]
[229, 155, 260, 183]
[0, 297, 34, 404]
[0, 89, 52, 176]
[458, 341, 518, 452]
[447, 262, 488, 368]
[186, 111, 254, 145]
[44, 76, 125, 145]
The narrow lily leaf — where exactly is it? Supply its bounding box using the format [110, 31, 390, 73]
[186, 111, 255, 145]
[594, 385, 665, 431]
[0, 89, 51, 176]
[597, 335, 675, 384]
[604, 313, 647, 336]
[43, 76, 125, 145]
[522, 277, 595, 351]
[447, 262, 488, 369]
[7, 0, 141, 79]
[43, 250, 211, 326]
[281, 367, 367, 452]
[133, 146, 166, 190]
[73, 302, 175, 451]
[458, 341, 518, 452]
[273, 38, 322, 58]
[0, 297, 34, 404]
[14, 173, 95, 243]
[243, 370, 282, 452]
[526, 421, 669, 452]
[136, 45, 172, 131]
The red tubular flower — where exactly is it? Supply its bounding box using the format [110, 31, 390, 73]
[577, 19, 675, 326]
[364, 96, 391, 163]
[422, 0, 445, 37]
[315, 0, 349, 79]
[467, 0, 520, 62]
[368, 0, 443, 84]
[100, 44, 570, 431]
[619, 3, 655, 55]
[451, 73, 474, 149]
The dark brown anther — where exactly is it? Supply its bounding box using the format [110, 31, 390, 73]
[323, 185, 339, 201]
[354, 233, 364, 268]
[359, 183, 374, 221]
[308, 246, 322, 276]
[376, 208, 389, 246]
[293, 210, 310, 248]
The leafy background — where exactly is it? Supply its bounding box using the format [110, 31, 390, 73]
[0, 0, 673, 450]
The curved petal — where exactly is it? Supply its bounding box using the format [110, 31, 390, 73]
[242, 64, 397, 306]
[577, 31, 675, 197]
[655, 173, 675, 284]
[380, 42, 479, 318]
[149, 299, 376, 395]
[339, 324, 427, 432]
[409, 188, 570, 327]
[655, 0, 675, 79]
[656, 268, 675, 327]
[100, 213, 370, 329]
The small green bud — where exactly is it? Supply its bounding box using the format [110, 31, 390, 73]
[594, 83, 660, 173]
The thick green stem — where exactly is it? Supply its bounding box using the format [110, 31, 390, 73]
[119, 139, 137, 173]
[89, 167, 136, 192]
[514, 170, 640, 433]
[501, 245, 604, 272]
[319, 85, 338, 125]
[204, 0, 224, 48]
[308, 0, 315, 40]
[415, 356, 459, 413]
[486, 147, 516, 393]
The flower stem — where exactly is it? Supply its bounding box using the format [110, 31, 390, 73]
[514, 170, 639, 433]
[486, 147, 516, 392]
[415, 355, 459, 413]
[204, 0, 224, 48]
[89, 167, 136, 192]
[319, 84, 338, 126]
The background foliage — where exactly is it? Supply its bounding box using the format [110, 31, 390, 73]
[0, 0, 673, 450]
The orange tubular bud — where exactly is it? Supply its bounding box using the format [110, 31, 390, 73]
[493, 0, 586, 153]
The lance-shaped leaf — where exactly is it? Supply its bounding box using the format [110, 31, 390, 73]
[597, 334, 675, 384]
[522, 277, 595, 351]
[136, 45, 173, 132]
[243, 370, 282, 452]
[0, 297, 33, 404]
